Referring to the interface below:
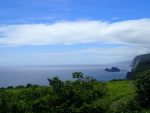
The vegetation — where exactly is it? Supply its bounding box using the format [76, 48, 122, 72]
[126, 53, 150, 79]
[134, 70, 150, 108]
[0, 71, 150, 113]
[0, 73, 107, 113]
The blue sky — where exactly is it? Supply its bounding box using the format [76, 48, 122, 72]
[0, 0, 150, 65]
[0, 0, 150, 24]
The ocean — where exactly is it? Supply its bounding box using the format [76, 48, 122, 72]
[0, 65, 128, 87]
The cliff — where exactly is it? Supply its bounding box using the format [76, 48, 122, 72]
[126, 53, 150, 79]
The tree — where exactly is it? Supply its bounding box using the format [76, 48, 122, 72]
[16, 85, 25, 88]
[72, 72, 84, 80]
[110, 99, 141, 113]
[47, 77, 63, 95]
[26, 83, 33, 88]
[11, 100, 28, 113]
[134, 70, 150, 108]
[47, 78, 52, 86]
[7, 86, 13, 89]
[79, 104, 107, 113]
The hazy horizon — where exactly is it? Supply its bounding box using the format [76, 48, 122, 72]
[0, 64, 127, 87]
[0, 60, 131, 67]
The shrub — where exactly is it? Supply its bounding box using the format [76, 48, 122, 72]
[79, 103, 107, 113]
[10, 100, 28, 113]
[15, 85, 25, 88]
[110, 99, 141, 113]
[134, 70, 150, 108]
[7, 86, 13, 89]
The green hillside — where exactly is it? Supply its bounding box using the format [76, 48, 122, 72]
[3, 80, 136, 113]
[100, 80, 135, 105]
[1, 78, 150, 113]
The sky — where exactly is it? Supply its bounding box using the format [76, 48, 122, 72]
[0, 0, 150, 65]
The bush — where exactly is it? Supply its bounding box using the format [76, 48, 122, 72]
[110, 99, 141, 113]
[134, 70, 150, 108]
[79, 103, 107, 113]
[0, 75, 107, 113]
[15, 85, 25, 88]
[10, 100, 28, 113]
[0, 91, 16, 113]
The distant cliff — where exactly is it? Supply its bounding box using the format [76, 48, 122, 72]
[126, 53, 150, 79]
[131, 53, 150, 71]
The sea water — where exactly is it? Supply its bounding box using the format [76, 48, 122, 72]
[0, 65, 128, 87]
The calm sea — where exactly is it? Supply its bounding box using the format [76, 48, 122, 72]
[0, 65, 128, 87]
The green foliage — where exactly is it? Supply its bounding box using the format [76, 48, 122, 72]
[26, 83, 33, 88]
[72, 72, 84, 80]
[109, 99, 142, 113]
[46, 76, 107, 112]
[0, 90, 13, 113]
[92, 80, 140, 113]
[135, 62, 150, 73]
[79, 103, 107, 113]
[11, 100, 28, 113]
[0, 74, 108, 113]
[100, 80, 135, 106]
[7, 86, 13, 89]
[134, 70, 150, 108]
[15, 85, 25, 88]
[3, 72, 150, 113]
[48, 77, 63, 96]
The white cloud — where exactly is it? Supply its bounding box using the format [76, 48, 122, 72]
[0, 18, 150, 46]
[0, 19, 150, 65]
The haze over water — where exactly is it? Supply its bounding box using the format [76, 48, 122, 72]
[0, 65, 127, 87]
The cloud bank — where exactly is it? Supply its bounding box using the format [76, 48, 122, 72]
[0, 19, 150, 65]
[0, 19, 150, 46]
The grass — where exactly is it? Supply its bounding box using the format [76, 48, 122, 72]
[6, 88, 31, 94]
[107, 80, 135, 102]
[5, 80, 145, 112]
[4, 80, 150, 112]
[6, 80, 135, 97]
[5, 86, 48, 93]
[5, 80, 135, 107]
[94, 80, 135, 108]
